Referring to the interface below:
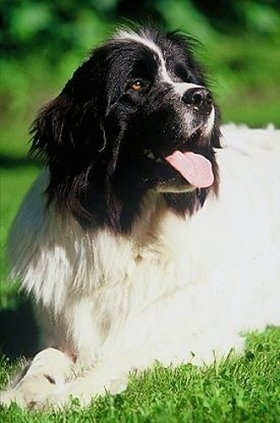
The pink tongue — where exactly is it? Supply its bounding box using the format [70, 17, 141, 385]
[165, 150, 214, 188]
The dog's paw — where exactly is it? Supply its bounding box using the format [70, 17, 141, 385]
[27, 391, 73, 410]
[0, 348, 76, 409]
[0, 372, 63, 409]
[0, 389, 26, 408]
[26, 375, 127, 410]
[26, 381, 93, 410]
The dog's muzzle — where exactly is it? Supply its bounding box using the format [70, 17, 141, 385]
[171, 82, 215, 136]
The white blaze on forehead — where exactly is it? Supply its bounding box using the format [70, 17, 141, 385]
[114, 30, 173, 83]
[113, 31, 207, 94]
[113, 30, 215, 132]
[173, 82, 204, 97]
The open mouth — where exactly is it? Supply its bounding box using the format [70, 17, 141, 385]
[144, 148, 214, 189]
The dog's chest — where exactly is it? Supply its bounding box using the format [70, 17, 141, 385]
[90, 212, 192, 294]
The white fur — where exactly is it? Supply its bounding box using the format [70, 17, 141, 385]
[1, 124, 280, 408]
[115, 29, 173, 84]
[173, 82, 203, 96]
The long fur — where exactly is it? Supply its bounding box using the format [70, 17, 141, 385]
[1, 25, 280, 409]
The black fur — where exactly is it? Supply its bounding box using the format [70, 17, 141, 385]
[30, 26, 221, 232]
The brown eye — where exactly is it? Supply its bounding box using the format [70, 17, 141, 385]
[130, 80, 144, 91]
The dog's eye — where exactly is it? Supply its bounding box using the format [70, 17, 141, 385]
[130, 80, 145, 91]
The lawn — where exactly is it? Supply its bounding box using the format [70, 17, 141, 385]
[0, 328, 280, 421]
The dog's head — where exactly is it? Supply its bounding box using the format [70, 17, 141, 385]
[31, 26, 221, 231]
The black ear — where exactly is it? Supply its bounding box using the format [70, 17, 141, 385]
[30, 54, 107, 174]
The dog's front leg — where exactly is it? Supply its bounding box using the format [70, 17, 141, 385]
[29, 358, 129, 409]
[0, 347, 75, 408]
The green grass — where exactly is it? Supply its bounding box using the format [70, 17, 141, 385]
[0, 328, 280, 422]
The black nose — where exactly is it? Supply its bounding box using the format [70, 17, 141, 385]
[182, 88, 213, 113]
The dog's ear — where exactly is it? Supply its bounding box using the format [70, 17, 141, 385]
[30, 54, 107, 172]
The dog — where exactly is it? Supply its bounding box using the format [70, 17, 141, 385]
[1, 24, 280, 409]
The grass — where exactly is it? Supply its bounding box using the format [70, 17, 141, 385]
[0, 328, 280, 421]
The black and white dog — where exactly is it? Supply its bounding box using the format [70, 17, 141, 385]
[1, 25, 280, 409]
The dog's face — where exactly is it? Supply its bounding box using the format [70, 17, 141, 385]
[31, 26, 221, 231]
